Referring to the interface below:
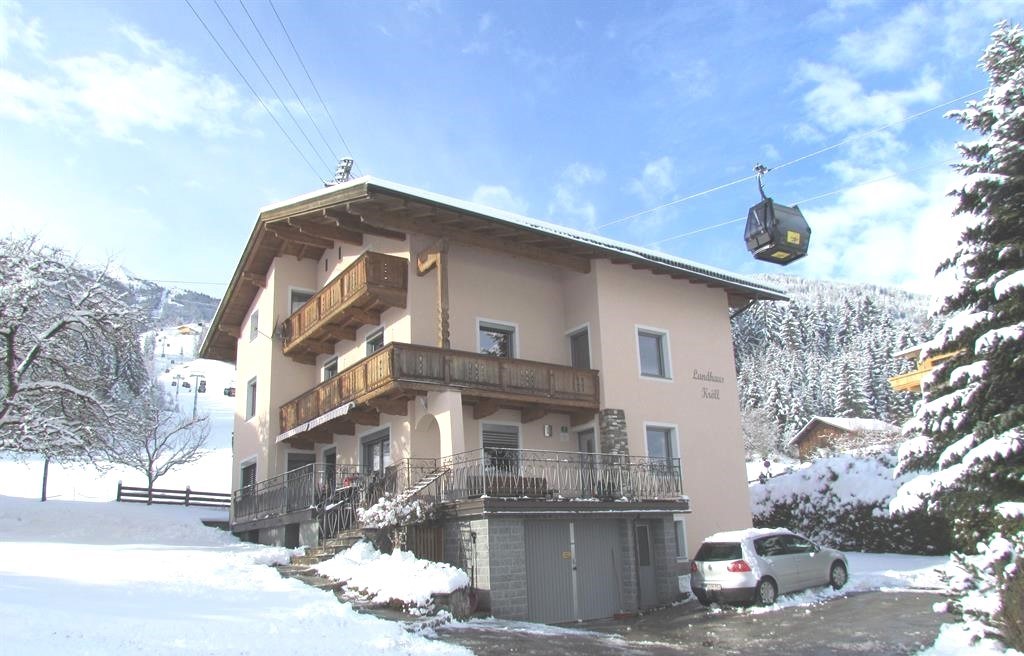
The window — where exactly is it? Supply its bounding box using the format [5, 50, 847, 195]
[674, 517, 688, 559]
[361, 429, 391, 474]
[645, 425, 676, 460]
[245, 377, 257, 420]
[637, 328, 670, 378]
[322, 357, 338, 381]
[479, 320, 515, 358]
[482, 423, 519, 472]
[240, 462, 256, 490]
[249, 310, 259, 341]
[569, 327, 590, 369]
[290, 289, 314, 315]
[365, 327, 384, 356]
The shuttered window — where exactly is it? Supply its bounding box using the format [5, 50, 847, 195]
[482, 423, 519, 472]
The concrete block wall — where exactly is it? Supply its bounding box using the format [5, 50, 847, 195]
[651, 518, 681, 604]
[485, 518, 528, 619]
[618, 518, 639, 612]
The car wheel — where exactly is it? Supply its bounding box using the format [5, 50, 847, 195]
[830, 561, 848, 590]
[693, 590, 709, 606]
[755, 578, 777, 606]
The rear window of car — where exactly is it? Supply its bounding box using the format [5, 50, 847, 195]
[695, 542, 742, 561]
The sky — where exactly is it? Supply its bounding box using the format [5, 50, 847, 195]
[2, 0, 1022, 299]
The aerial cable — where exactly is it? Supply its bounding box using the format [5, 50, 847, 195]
[237, 0, 339, 164]
[648, 157, 959, 248]
[267, 0, 363, 177]
[212, 0, 333, 174]
[184, 0, 326, 184]
[599, 87, 986, 231]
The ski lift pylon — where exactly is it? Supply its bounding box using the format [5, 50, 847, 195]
[744, 164, 811, 265]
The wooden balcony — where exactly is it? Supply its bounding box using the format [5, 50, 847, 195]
[282, 251, 408, 363]
[278, 343, 601, 441]
[888, 351, 961, 394]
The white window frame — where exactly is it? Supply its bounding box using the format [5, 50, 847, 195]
[673, 514, 689, 561]
[566, 322, 592, 369]
[642, 421, 680, 460]
[359, 426, 391, 474]
[365, 326, 385, 356]
[480, 421, 521, 473]
[245, 376, 257, 421]
[249, 310, 259, 342]
[239, 456, 257, 490]
[288, 287, 315, 315]
[635, 325, 672, 381]
[322, 356, 339, 382]
[477, 317, 518, 359]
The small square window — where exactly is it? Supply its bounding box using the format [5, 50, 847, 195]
[365, 328, 384, 356]
[241, 462, 256, 490]
[249, 310, 259, 342]
[245, 377, 257, 420]
[290, 290, 314, 315]
[638, 329, 669, 378]
[480, 321, 515, 358]
[646, 425, 676, 460]
[323, 357, 338, 381]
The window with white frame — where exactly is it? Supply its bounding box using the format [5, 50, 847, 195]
[290, 289, 314, 314]
[249, 310, 259, 341]
[365, 327, 384, 356]
[637, 328, 670, 378]
[245, 377, 257, 420]
[361, 428, 391, 474]
[322, 357, 338, 381]
[479, 320, 515, 358]
[482, 423, 519, 472]
[240, 461, 256, 491]
[674, 515, 688, 560]
[645, 424, 677, 460]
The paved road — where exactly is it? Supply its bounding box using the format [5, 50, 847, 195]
[433, 591, 950, 655]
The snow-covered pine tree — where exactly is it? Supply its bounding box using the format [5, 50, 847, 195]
[892, 21, 1023, 650]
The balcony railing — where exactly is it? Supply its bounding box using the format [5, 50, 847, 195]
[282, 251, 408, 359]
[279, 343, 601, 435]
[233, 450, 685, 537]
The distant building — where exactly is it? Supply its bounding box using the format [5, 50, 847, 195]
[888, 343, 960, 395]
[176, 324, 201, 336]
[788, 416, 900, 460]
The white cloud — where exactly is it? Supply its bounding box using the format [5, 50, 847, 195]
[0, 20, 241, 141]
[547, 163, 605, 230]
[797, 62, 942, 133]
[835, 4, 930, 72]
[628, 156, 676, 205]
[471, 185, 529, 215]
[0, 1, 44, 58]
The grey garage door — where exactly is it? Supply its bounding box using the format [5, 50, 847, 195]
[525, 519, 622, 623]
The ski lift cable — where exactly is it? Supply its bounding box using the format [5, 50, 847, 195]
[647, 157, 960, 248]
[267, 0, 363, 177]
[212, 0, 333, 174]
[597, 87, 986, 231]
[237, 0, 340, 164]
[184, 0, 326, 184]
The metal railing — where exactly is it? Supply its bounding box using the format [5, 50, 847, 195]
[234, 449, 683, 531]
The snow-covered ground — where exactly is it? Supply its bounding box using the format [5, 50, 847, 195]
[0, 495, 469, 656]
[0, 326, 235, 501]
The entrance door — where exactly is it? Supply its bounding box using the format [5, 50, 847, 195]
[569, 328, 590, 369]
[635, 522, 657, 608]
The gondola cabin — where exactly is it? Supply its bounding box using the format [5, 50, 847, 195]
[744, 198, 811, 265]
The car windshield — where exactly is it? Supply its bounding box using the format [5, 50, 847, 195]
[695, 542, 742, 561]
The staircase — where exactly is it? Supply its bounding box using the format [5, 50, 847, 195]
[395, 466, 450, 504]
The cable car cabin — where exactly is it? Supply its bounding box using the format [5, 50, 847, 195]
[744, 198, 811, 265]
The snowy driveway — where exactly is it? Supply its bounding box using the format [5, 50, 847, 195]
[436, 591, 949, 655]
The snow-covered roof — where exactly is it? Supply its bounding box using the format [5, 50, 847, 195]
[788, 416, 900, 447]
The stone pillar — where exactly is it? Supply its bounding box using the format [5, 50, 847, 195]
[599, 409, 630, 456]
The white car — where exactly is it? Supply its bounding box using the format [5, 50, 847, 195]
[690, 528, 848, 606]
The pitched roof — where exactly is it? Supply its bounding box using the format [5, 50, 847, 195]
[788, 416, 900, 447]
[200, 176, 788, 362]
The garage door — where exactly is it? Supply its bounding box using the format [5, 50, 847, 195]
[525, 519, 622, 623]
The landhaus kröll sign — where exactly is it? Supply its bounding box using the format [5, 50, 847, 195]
[692, 368, 724, 400]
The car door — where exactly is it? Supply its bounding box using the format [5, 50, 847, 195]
[780, 534, 825, 589]
[753, 535, 800, 594]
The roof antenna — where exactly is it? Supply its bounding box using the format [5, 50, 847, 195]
[326, 158, 354, 186]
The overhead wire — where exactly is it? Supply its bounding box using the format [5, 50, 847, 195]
[236, 0, 340, 166]
[267, 0, 363, 177]
[184, 0, 326, 184]
[647, 157, 961, 248]
[598, 87, 986, 232]
[212, 0, 333, 174]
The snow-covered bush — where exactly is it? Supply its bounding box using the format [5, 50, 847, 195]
[751, 450, 950, 554]
[357, 493, 435, 552]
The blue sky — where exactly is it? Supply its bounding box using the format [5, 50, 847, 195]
[2, 0, 1022, 298]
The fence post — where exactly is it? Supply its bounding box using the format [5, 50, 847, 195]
[185, 486, 191, 506]
[117, 481, 122, 502]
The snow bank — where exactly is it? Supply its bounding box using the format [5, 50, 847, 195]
[315, 540, 470, 608]
[0, 496, 469, 656]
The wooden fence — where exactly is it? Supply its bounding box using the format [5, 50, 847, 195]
[116, 482, 231, 508]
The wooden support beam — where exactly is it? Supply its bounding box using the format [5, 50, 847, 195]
[347, 409, 380, 426]
[368, 398, 409, 416]
[325, 207, 407, 241]
[305, 340, 336, 355]
[267, 225, 334, 249]
[346, 308, 380, 326]
[322, 325, 357, 341]
[240, 272, 266, 288]
[289, 216, 363, 245]
[473, 399, 500, 420]
[520, 406, 547, 423]
[570, 410, 595, 426]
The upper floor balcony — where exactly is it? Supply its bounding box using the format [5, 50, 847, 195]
[281, 251, 408, 363]
[278, 342, 601, 442]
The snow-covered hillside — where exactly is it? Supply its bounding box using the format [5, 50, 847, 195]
[0, 325, 235, 500]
